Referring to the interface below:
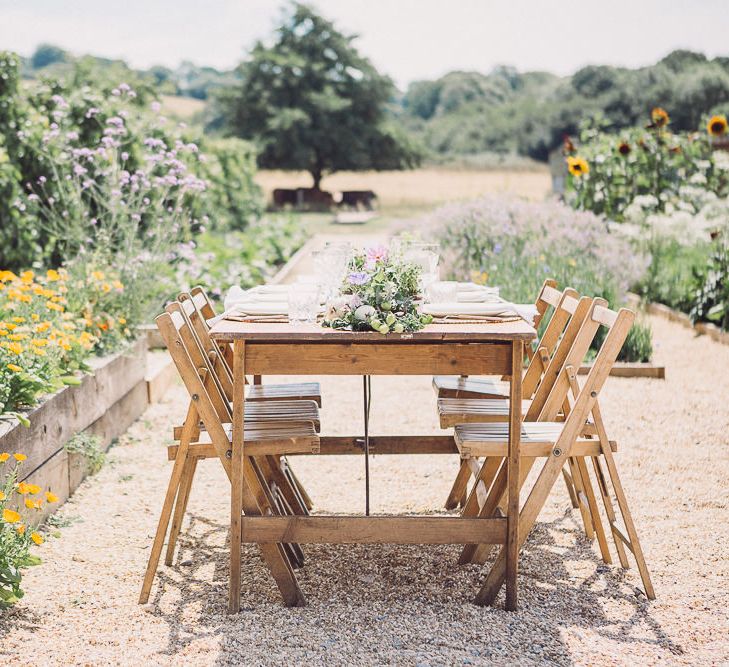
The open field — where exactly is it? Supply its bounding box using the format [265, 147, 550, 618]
[0, 312, 726, 665]
[256, 167, 552, 216]
[160, 94, 207, 120]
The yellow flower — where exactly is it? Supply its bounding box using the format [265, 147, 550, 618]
[91, 270, 105, 281]
[0, 490, 5, 500]
[26, 483, 41, 495]
[8, 333, 26, 341]
[707, 114, 728, 137]
[0, 452, 9, 462]
[12, 316, 25, 324]
[118, 317, 126, 325]
[14, 453, 27, 462]
[2, 508, 21, 523]
[6, 363, 23, 372]
[17, 482, 32, 495]
[31, 338, 49, 347]
[6, 342, 23, 355]
[31, 532, 44, 545]
[16, 524, 26, 535]
[0, 270, 18, 282]
[650, 107, 669, 128]
[0, 329, 7, 337]
[112, 280, 124, 291]
[101, 282, 112, 293]
[567, 156, 589, 177]
[24, 498, 35, 509]
[32, 347, 47, 357]
[35, 321, 51, 333]
[31, 313, 39, 321]
[46, 269, 60, 282]
[5, 322, 17, 331]
[20, 270, 34, 284]
[45, 491, 59, 503]
[46, 301, 64, 312]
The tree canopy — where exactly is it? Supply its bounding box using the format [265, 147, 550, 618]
[218, 3, 420, 189]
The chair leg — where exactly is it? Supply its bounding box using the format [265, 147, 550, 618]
[284, 459, 313, 511]
[591, 456, 630, 568]
[461, 457, 501, 517]
[139, 448, 191, 604]
[575, 457, 611, 564]
[446, 459, 474, 510]
[562, 466, 580, 508]
[165, 457, 198, 566]
[567, 457, 595, 540]
[600, 450, 656, 599]
[268, 456, 308, 516]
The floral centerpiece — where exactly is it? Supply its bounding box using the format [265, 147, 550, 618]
[323, 246, 433, 334]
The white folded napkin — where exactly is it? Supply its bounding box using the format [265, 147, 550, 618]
[229, 302, 289, 316]
[457, 290, 503, 303]
[422, 302, 538, 323]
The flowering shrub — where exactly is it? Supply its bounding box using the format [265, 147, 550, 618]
[425, 195, 652, 360]
[0, 453, 58, 607]
[176, 217, 310, 301]
[564, 109, 729, 222]
[0, 268, 132, 421]
[323, 247, 431, 334]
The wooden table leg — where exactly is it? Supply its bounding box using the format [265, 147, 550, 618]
[229, 340, 246, 613]
[505, 340, 522, 611]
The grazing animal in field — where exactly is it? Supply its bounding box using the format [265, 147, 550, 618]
[339, 190, 378, 210]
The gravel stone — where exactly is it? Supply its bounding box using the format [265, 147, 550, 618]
[0, 314, 727, 665]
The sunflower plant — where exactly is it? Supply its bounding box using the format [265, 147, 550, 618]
[564, 108, 729, 222]
[0, 453, 57, 607]
[322, 246, 433, 334]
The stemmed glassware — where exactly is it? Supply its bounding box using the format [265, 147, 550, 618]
[311, 241, 353, 301]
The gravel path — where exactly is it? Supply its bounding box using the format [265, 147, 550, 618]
[1, 313, 728, 666]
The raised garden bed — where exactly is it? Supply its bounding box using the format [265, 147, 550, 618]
[0, 338, 149, 520]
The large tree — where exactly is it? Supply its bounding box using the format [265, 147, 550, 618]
[220, 3, 420, 190]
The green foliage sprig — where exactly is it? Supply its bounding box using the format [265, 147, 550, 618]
[323, 247, 432, 334]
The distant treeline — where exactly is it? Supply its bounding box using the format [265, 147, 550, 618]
[22, 44, 729, 162]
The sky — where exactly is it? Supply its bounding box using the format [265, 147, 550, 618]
[1, 0, 728, 88]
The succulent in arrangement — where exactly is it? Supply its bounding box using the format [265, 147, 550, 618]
[322, 246, 433, 334]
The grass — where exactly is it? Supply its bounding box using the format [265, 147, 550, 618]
[255, 167, 552, 237]
[160, 94, 206, 120]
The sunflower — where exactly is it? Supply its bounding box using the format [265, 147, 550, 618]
[618, 141, 631, 156]
[707, 114, 728, 137]
[567, 156, 589, 177]
[650, 107, 670, 128]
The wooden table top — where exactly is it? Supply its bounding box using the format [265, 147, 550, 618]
[210, 319, 536, 343]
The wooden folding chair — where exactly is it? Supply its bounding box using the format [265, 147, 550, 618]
[139, 304, 319, 607]
[432, 279, 559, 400]
[441, 285, 583, 511]
[186, 286, 322, 405]
[454, 302, 655, 602]
[160, 298, 319, 569]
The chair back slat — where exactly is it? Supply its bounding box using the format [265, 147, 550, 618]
[537, 300, 630, 424]
[521, 287, 579, 396]
[178, 292, 236, 393]
[163, 302, 232, 425]
[552, 306, 635, 454]
[155, 311, 233, 477]
[526, 295, 594, 420]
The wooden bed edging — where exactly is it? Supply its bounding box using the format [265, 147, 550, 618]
[627, 292, 729, 347]
[0, 338, 149, 521]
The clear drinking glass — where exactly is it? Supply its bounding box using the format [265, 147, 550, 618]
[404, 243, 440, 293]
[288, 286, 320, 324]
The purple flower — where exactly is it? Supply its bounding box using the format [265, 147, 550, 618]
[348, 272, 370, 286]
